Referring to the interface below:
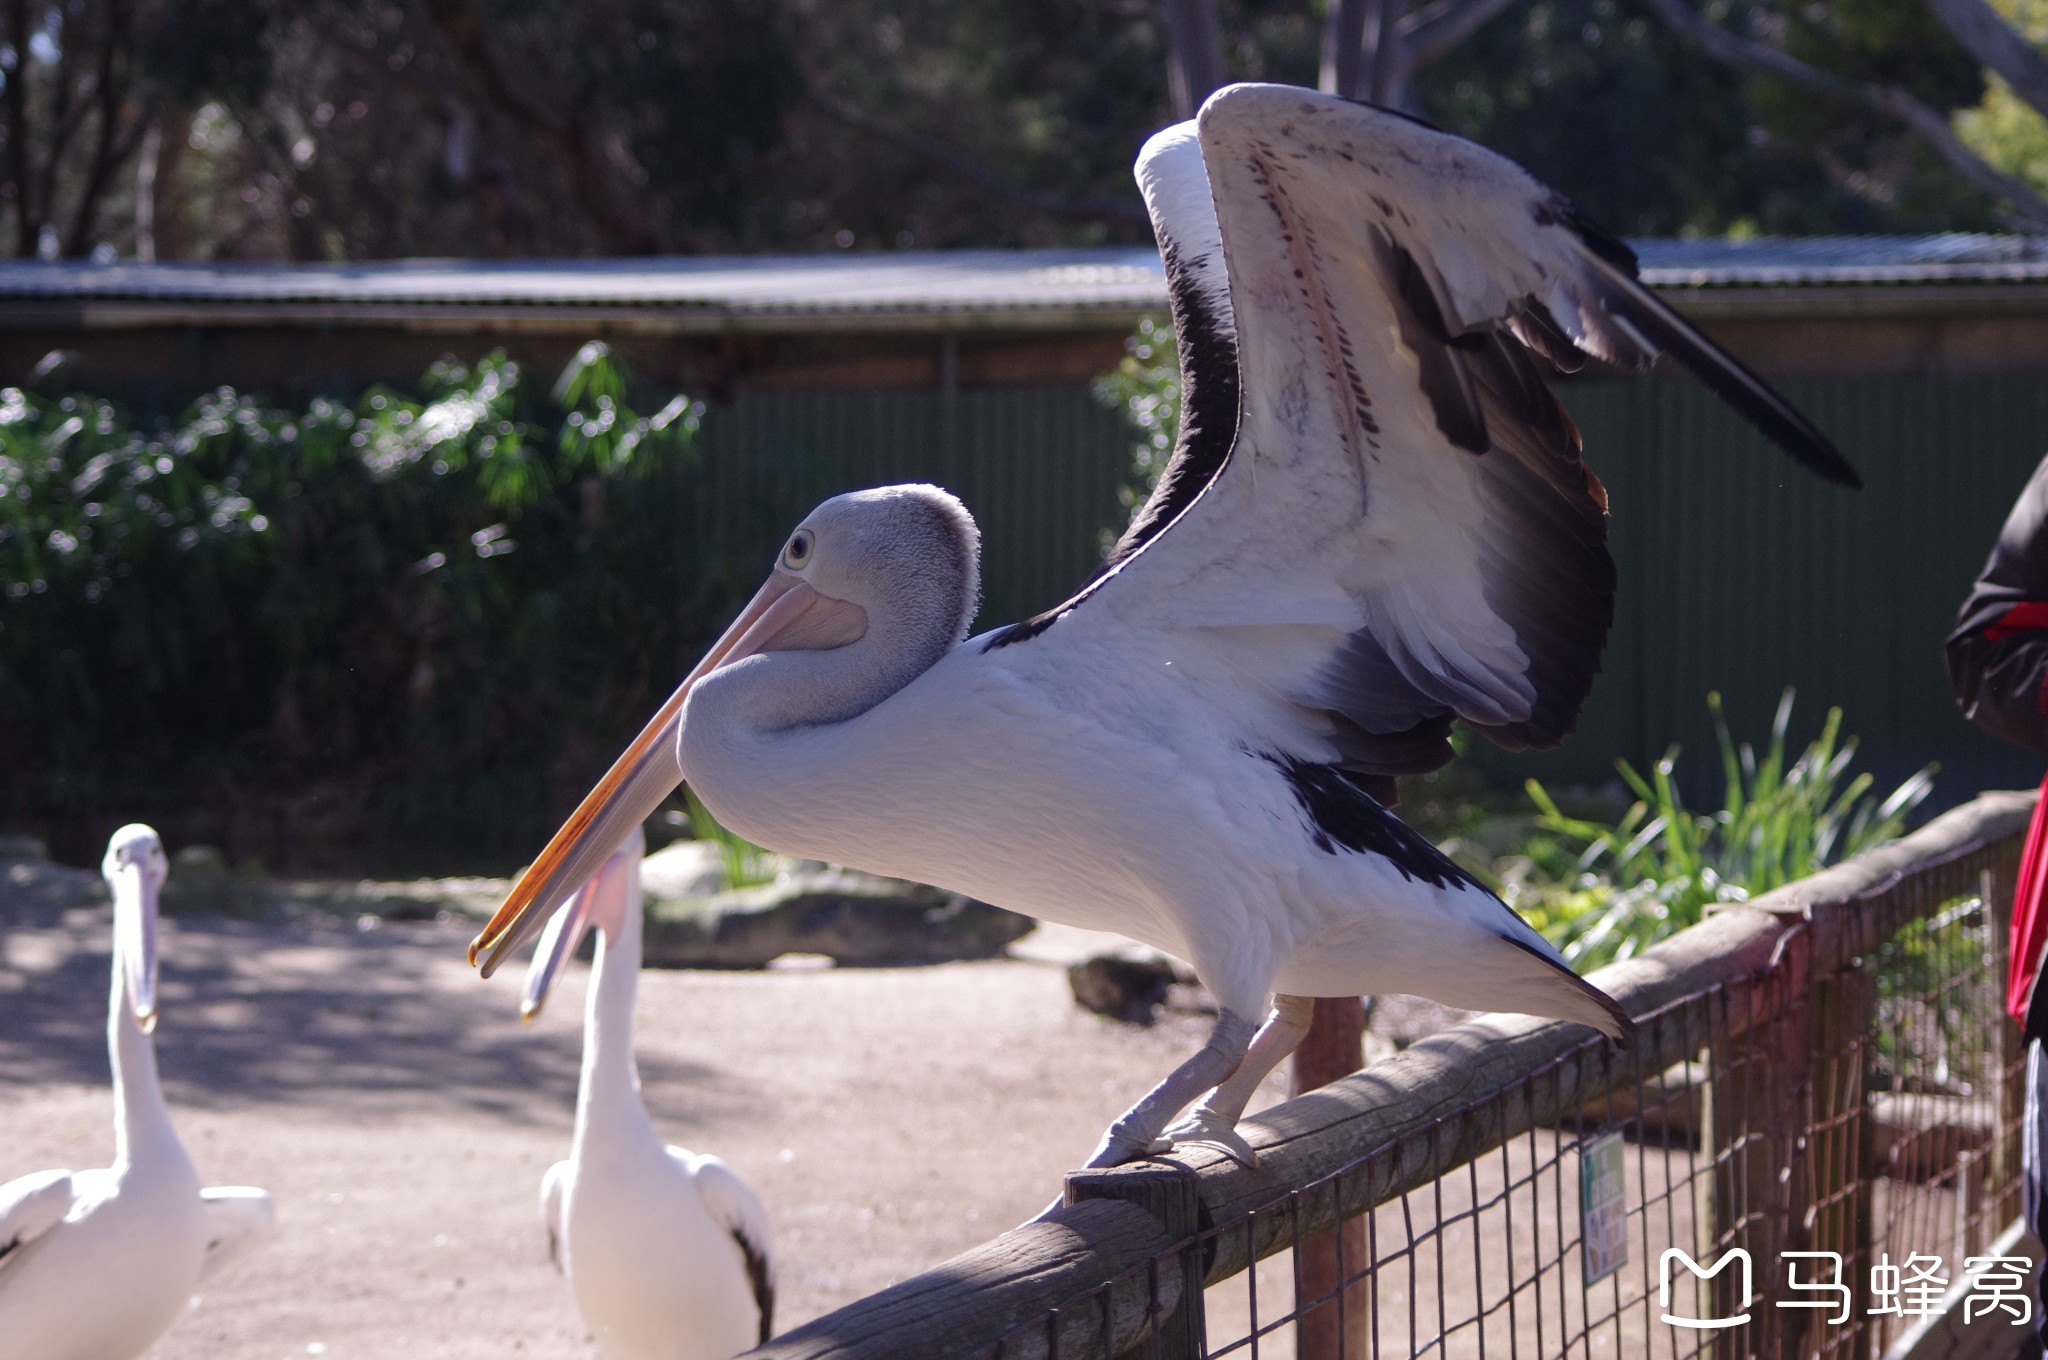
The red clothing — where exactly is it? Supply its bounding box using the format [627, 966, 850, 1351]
[2014, 771, 2048, 1026]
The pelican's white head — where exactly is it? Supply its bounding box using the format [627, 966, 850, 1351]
[100, 823, 166, 1031]
[470, 484, 981, 977]
[519, 823, 645, 1023]
[781, 484, 981, 663]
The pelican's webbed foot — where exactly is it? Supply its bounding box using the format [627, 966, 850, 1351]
[1152, 1109, 1259, 1168]
[1154, 994, 1317, 1169]
[1079, 1008, 1258, 1169]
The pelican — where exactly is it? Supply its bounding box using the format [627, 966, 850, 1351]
[470, 84, 1858, 1169]
[0, 824, 275, 1360]
[521, 825, 774, 1360]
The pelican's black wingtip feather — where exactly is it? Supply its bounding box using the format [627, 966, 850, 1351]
[1642, 295, 1864, 489]
[1582, 252, 1862, 491]
[1553, 200, 1640, 276]
[1548, 199, 1861, 490]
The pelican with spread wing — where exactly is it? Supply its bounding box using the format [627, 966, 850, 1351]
[470, 84, 1857, 1170]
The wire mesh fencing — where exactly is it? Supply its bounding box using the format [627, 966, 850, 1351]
[748, 790, 2036, 1360]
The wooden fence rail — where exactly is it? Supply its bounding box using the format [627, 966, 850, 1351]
[743, 790, 2037, 1360]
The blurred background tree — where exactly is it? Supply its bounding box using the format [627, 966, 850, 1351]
[3, 0, 2047, 263]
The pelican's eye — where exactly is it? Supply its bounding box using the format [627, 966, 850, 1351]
[782, 529, 815, 569]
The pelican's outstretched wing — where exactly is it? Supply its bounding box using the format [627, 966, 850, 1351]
[989, 83, 1856, 779]
[685, 1151, 775, 1345]
[0, 1169, 75, 1268]
[198, 1186, 276, 1283]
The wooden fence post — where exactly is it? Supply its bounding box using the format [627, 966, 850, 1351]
[1807, 958, 1875, 1360]
[1986, 863, 2027, 1232]
[1065, 1164, 1206, 1360]
[1290, 997, 1371, 1360]
[1698, 924, 1813, 1360]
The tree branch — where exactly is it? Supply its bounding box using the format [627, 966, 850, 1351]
[803, 88, 1151, 227]
[1923, 0, 2048, 120]
[65, 0, 143, 256]
[1401, 0, 1523, 71]
[34, 4, 87, 241]
[1641, 0, 2048, 228]
[419, 0, 660, 254]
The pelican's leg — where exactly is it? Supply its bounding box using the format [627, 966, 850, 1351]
[1156, 993, 1316, 1168]
[1081, 1008, 1258, 1169]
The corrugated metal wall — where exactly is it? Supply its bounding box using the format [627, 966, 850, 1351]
[690, 376, 2048, 810]
[688, 387, 1134, 630]
[1471, 375, 2048, 806]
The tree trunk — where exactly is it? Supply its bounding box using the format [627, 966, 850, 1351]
[1161, 0, 1228, 119]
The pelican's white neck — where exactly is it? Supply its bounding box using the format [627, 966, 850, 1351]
[571, 872, 663, 1160]
[107, 884, 180, 1168]
[686, 590, 959, 741]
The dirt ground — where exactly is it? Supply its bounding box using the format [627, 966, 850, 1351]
[1, 903, 1290, 1358]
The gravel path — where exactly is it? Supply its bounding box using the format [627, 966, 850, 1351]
[2, 905, 1257, 1359]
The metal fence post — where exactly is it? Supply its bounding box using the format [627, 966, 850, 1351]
[1065, 1164, 1206, 1360]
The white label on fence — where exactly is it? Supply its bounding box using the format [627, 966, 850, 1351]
[1581, 1130, 1628, 1286]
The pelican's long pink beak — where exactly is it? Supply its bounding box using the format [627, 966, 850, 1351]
[519, 871, 598, 1023]
[469, 572, 863, 977]
[108, 859, 159, 1032]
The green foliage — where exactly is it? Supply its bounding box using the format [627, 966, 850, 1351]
[684, 789, 786, 891]
[1511, 691, 1936, 968]
[1423, 0, 2006, 235]
[1953, 1, 2048, 196]
[1871, 896, 1997, 1094]
[1094, 316, 1182, 538]
[0, 347, 732, 868]
[1957, 75, 2048, 197]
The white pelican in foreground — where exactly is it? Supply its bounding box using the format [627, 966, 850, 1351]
[521, 825, 774, 1360]
[472, 83, 1859, 1169]
[0, 824, 275, 1360]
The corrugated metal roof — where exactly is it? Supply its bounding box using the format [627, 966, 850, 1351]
[1634, 233, 2048, 286]
[0, 249, 1171, 316]
[0, 235, 2042, 327]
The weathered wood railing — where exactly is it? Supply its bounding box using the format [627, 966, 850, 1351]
[744, 790, 2036, 1360]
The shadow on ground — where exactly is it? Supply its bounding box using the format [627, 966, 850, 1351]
[0, 910, 754, 1131]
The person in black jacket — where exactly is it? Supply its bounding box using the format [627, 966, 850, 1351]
[1948, 450, 2048, 1343]
[1952, 456, 2048, 763]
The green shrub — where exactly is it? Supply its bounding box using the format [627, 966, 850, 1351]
[0, 345, 744, 869]
[683, 788, 789, 890]
[1509, 690, 1935, 968]
[1094, 316, 1181, 538]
